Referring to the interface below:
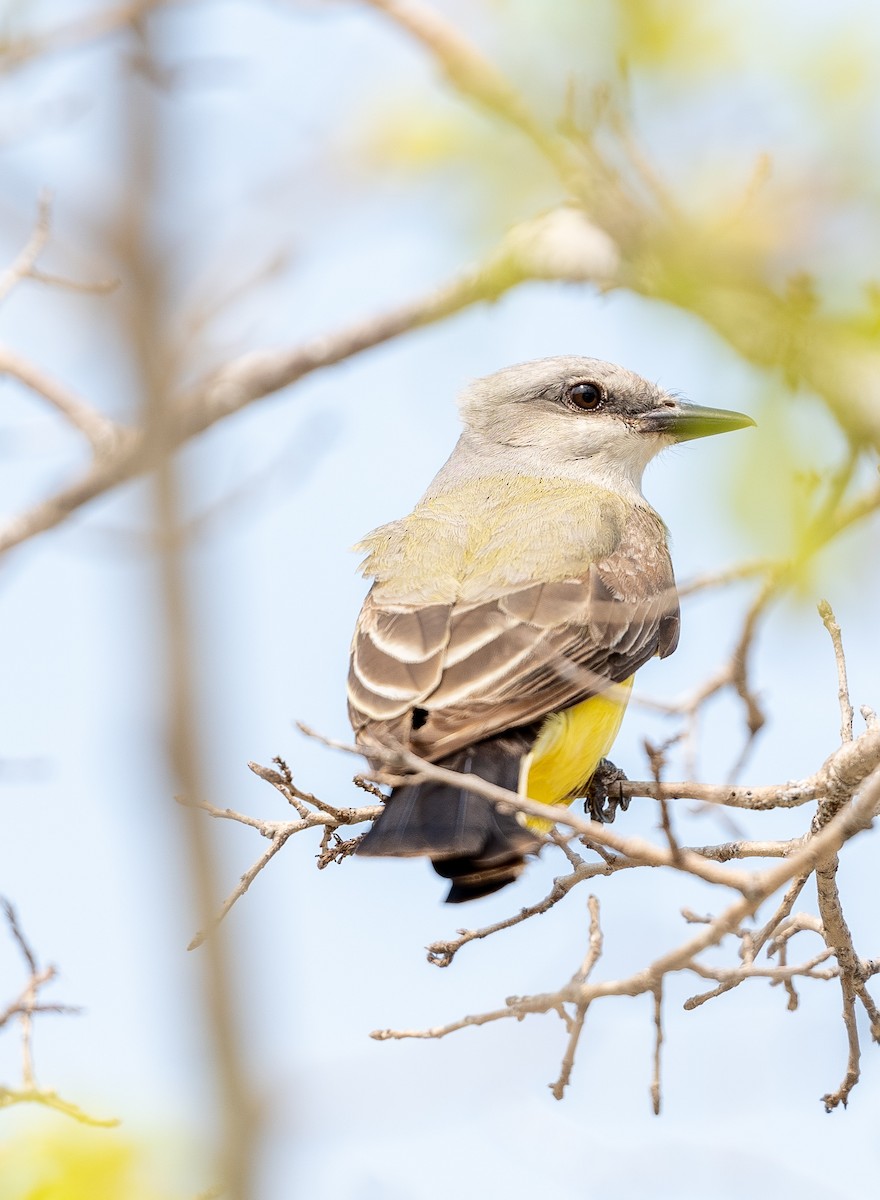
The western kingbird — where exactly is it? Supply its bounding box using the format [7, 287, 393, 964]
[349, 357, 753, 902]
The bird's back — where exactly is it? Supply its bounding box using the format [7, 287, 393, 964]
[349, 474, 678, 763]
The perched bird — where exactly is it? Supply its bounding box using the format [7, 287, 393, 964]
[348, 357, 753, 902]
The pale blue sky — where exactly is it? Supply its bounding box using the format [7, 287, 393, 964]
[1, 2, 879, 1197]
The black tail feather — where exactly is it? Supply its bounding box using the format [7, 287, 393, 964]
[356, 732, 541, 903]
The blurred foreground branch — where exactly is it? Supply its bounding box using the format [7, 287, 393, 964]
[363, 0, 880, 447]
[0, 200, 613, 556]
[0, 900, 119, 1127]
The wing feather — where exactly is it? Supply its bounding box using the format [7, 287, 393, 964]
[351, 636, 444, 699]
[498, 580, 590, 627]
[444, 603, 516, 667]
[368, 605, 450, 661]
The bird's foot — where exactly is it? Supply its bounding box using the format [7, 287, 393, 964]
[584, 759, 630, 824]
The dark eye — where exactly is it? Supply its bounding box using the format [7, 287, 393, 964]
[566, 381, 604, 411]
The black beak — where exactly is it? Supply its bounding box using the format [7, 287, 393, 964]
[637, 401, 756, 442]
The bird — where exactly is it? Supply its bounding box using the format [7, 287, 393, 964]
[348, 356, 754, 902]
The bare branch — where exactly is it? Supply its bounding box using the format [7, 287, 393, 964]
[814, 839, 880, 1110]
[0, 1086, 120, 1127]
[26, 267, 119, 295]
[685, 873, 811, 1011]
[645, 735, 682, 861]
[371, 1004, 515, 1042]
[0, 192, 51, 304]
[819, 600, 855, 744]
[619, 725, 880, 812]
[821, 979, 861, 1113]
[1, 897, 38, 975]
[650, 985, 663, 1116]
[427, 853, 628, 968]
[186, 828, 297, 952]
[301, 719, 880, 867]
[0, 898, 117, 1127]
[0, 344, 123, 450]
[573, 896, 604, 984]
[368, 766, 880, 1094]
[179, 774, 381, 947]
[300, 722, 764, 893]
[0, 0, 175, 73]
[687, 948, 836, 984]
[676, 558, 775, 598]
[180, 607, 880, 1109]
[550, 896, 603, 1101]
[360, 0, 578, 186]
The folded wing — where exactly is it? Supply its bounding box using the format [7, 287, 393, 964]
[348, 503, 679, 762]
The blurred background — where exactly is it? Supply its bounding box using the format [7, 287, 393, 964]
[1, 1, 880, 1196]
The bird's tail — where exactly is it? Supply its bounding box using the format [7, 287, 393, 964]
[356, 733, 541, 903]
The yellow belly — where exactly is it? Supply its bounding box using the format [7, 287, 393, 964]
[519, 675, 634, 830]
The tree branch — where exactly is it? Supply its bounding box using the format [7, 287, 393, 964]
[0, 344, 123, 450]
[370, 767, 880, 1105]
[0, 192, 52, 303]
[0, 898, 118, 1127]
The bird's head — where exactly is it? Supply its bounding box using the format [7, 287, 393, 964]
[458, 356, 755, 492]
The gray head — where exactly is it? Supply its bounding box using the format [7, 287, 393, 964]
[457, 355, 754, 490]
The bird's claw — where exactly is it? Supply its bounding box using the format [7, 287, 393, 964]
[584, 758, 630, 824]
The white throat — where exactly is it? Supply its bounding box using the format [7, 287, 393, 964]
[428, 428, 667, 508]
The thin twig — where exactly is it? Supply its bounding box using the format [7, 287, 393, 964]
[371, 768, 880, 1063]
[1, 899, 117, 1127]
[301, 720, 880, 886]
[0, 0, 175, 73]
[645, 736, 682, 862]
[0, 1086, 120, 1126]
[650, 984, 663, 1116]
[550, 896, 602, 1101]
[179, 779, 381, 946]
[0, 344, 123, 450]
[822, 984, 861, 1112]
[427, 859, 622, 968]
[187, 830, 297, 952]
[304, 722, 767, 892]
[26, 267, 119, 294]
[2, 898, 38, 974]
[685, 873, 810, 1010]
[819, 600, 854, 744]
[0, 192, 51, 304]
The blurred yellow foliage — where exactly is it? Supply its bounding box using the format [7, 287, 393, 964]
[615, 0, 730, 72]
[724, 382, 867, 598]
[0, 1128, 200, 1200]
[808, 35, 872, 107]
[369, 103, 473, 169]
[360, 94, 556, 233]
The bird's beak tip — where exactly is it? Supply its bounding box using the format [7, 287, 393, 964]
[639, 402, 756, 442]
